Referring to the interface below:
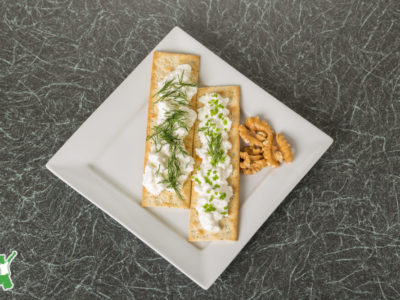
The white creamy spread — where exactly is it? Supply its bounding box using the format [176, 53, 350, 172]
[143, 64, 198, 196]
[192, 93, 233, 232]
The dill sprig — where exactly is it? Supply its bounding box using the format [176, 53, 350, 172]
[158, 148, 183, 199]
[154, 71, 196, 106]
[147, 110, 190, 199]
[147, 109, 189, 153]
[148, 70, 196, 199]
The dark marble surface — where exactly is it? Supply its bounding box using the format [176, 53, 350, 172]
[1, 0, 400, 298]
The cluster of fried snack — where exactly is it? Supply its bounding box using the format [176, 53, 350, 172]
[239, 116, 293, 174]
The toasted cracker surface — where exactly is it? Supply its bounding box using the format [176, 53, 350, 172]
[189, 86, 241, 241]
[142, 52, 200, 209]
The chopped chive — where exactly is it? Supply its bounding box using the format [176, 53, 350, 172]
[203, 203, 216, 212]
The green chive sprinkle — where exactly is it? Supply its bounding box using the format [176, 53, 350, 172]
[203, 203, 216, 212]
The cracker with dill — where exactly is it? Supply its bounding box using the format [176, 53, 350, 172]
[142, 52, 200, 209]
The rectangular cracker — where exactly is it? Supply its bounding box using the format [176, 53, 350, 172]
[142, 51, 200, 209]
[189, 86, 241, 241]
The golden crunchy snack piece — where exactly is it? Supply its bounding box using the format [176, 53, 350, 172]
[240, 148, 268, 174]
[241, 158, 269, 175]
[263, 143, 280, 168]
[272, 144, 283, 163]
[239, 116, 293, 174]
[243, 146, 263, 155]
[244, 116, 273, 136]
[240, 151, 250, 169]
[239, 125, 264, 147]
[249, 154, 263, 161]
[276, 133, 293, 163]
[245, 116, 274, 145]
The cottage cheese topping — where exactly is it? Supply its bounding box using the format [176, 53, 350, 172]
[143, 64, 197, 196]
[192, 93, 233, 232]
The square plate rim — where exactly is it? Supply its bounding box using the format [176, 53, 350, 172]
[46, 26, 333, 290]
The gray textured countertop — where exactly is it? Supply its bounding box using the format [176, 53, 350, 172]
[1, 0, 400, 298]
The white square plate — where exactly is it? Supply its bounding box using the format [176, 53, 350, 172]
[47, 27, 333, 289]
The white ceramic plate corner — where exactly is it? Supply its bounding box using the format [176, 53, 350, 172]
[46, 26, 333, 289]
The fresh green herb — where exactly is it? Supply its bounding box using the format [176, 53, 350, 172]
[212, 175, 219, 181]
[195, 178, 201, 185]
[210, 108, 218, 116]
[220, 193, 226, 200]
[154, 71, 196, 106]
[224, 206, 228, 210]
[204, 129, 226, 167]
[158, 149, 183, 199]
[149, 70, 197, 199]
[147, 110, 189, 153]
[155, 164, 161, 176]
[214, 184, 220, 189]
[204, 176, 212, 185]
[199, 126, 208, 132]
[203, 203, 216, 212]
